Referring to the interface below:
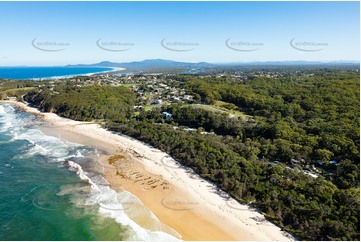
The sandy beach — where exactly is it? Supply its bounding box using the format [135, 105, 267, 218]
[3, 100, 294, 241]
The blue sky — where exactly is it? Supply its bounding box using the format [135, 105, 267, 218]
[0, 1, 359, 66]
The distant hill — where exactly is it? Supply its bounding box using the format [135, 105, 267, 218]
[66, 59, 359, 73]
[67, 59, 214, 72]
[218, 60, 360, 66]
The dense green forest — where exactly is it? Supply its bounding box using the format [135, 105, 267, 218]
[22, 70, 360, 240]
[106, 119, 359, 241]
[179, 74, 359, 188]
[25, 85, 135, 121]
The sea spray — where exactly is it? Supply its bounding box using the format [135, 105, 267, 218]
[0, 103, 181, 241]
[66, 161, 181, 241]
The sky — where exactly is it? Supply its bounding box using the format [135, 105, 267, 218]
[0, 1, 359, 66]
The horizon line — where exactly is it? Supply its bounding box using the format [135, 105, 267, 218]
[1, 59, 360, 68]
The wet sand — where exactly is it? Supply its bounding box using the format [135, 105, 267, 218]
[3, 101, 294, 241]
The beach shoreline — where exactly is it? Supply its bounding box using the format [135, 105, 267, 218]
[29, 66, 125, 80]
[1, 100, 294, 241]
[0, 66, 124, 81]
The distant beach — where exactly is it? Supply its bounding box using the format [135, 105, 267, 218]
[4, 100, 295, 241]
[0, 66, 124, 80]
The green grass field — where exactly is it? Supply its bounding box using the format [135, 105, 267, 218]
[0, 87, 34, 93]
[117, 83, 138, 88]
[0, 87, 35, 98]
[190, 101, 252, 119]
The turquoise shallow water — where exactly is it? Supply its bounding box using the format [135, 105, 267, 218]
[0, 104, 180, 241]
[0, 67, 113, 80]
[0, 104, 128, 240]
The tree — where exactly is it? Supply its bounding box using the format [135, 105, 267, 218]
[314, 149, 334, 163]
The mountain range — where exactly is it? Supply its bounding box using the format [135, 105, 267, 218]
[67, 59, 359, 72]
[67, 59, 213, 71]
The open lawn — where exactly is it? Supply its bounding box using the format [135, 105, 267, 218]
[117, 83, 138, 88]
[0, 87, 35, 96]
[190, 101, 252, 119]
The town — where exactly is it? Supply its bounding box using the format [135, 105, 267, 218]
[2, 68, 354, 182]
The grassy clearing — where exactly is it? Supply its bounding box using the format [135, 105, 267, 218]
[214, 101, 252, 118]
[144, 105, 157, 111]
[190, 101, 252, 119]
[117, 83, 138, 88]
[0, 87, 35, 93]
[0, 87, 35, 99]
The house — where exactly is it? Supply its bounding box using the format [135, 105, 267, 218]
[162, 112, 172, 120]
[303, 171, 319, 178]
[291, 158, 301, 163]
[270, 161, 280, 165]
[313, 160, 324, 166]
[183, 95, 194, 102]
[153, 99, 162, 104]
[171, 97, 180, 103]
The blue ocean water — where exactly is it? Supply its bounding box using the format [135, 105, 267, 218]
[0, 67, 114, 80]
[0, 104, 180, 241]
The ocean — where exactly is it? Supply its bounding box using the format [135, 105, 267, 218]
[0, 67, 114, 80]
[0, 104, 180, 241]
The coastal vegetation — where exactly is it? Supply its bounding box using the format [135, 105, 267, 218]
[3, 69, 359, 240]
[0, 80, 36, 100]
[24, 85, 135, 121]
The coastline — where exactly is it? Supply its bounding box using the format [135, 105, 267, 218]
[0, 66, 125, 80]
[2, 100, 294, 241]
[27, 67, 126, 80]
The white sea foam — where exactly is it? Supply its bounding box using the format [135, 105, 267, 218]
[27, 67, 124, 80]
[0, 105, 5, 114]
[0, 104, 16, 132]
[67, 160, 181, 241]
[1, 103, 181, 241]
[0, 105, 77, 162]
[75, 150, 84, 158]
[68, 161, 101, 192]
[15, 129, 75, 160]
